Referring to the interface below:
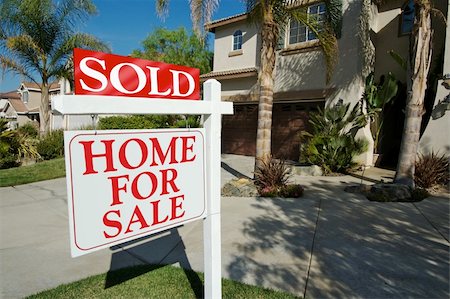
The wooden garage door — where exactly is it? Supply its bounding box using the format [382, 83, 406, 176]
[222, 102, 323, 160]
[222, 104, 258, 156]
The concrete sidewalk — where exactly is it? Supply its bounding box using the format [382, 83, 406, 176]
[1, 155, 449, 298]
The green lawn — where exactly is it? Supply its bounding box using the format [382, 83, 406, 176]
[27, 265, 299, 299]
[0, 158, 65, 187]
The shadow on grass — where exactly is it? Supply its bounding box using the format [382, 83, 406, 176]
[104, 228, 203, 298]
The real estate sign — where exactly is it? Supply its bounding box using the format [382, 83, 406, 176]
[65, 129, 206, 257]
[59, 49, 229, 298]
[73, 48, 200, 100]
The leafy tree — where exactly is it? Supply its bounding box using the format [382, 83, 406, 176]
[0, 0, 109, 134]
[132, 27, 212, 74]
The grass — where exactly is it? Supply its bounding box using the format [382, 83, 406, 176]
[27, 265, 300, 299]
[0, 158, 65, 187]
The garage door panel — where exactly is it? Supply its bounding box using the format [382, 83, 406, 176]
[222, 102, 322, 160]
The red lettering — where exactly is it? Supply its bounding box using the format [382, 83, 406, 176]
[169, 195, 185, 220]
[118, 138, 148, 169]
[103, 210, 122, 238]
[107, 174, 129, 206]
[151, 200, 169, 225]
[125, 205, 150, 233]
[160, 168, 180, 195]
[131, 172, 158, 199]
[149, 137, 178, 166]
[80, 140, 117, 175]
[180, 136, 196, 163]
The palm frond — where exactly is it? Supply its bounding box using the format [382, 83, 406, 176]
[0, 55, 37, 84]
[189, 0, 219, 37]
[315, 26, 338, 83]
[156, 0, 170, 18]
[57, 0, 96, 25]
[5, 35, 44, 73]
[325, 0, 343, 38]
[50, 32, 110, 67]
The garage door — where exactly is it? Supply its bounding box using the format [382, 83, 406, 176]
[222, 101, 323, 161]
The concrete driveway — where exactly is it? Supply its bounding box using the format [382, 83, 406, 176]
[1, 155, 449, 298]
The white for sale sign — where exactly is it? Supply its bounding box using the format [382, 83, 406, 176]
[64, 129, 206, 257]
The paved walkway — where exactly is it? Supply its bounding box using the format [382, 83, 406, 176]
[1, 155, 449, 298]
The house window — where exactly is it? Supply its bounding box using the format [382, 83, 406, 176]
[22, 91, 29, 103]
[233, 30, 243, 50]
[288, 3, 326, 45]
[400, 0, 414, 35]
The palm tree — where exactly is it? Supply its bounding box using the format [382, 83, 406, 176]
[156, 0, 340, 172]
[394, 0, 435, 187]
[247, 0, 339, 170]
[0, 0, 109, 134]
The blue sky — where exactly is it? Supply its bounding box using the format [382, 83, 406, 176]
[0, 0, 246, 92]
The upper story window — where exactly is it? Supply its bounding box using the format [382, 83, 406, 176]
[22, 91, 29, 103]
[288, 3, 326, 45]
[233, 30, 243, 50]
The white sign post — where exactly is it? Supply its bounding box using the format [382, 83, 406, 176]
[52, 79, 231, 299]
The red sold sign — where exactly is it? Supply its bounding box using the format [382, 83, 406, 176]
[73, 48, 200, 100]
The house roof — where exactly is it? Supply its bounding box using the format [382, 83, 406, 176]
[0, 91, 20, 100]
[204, 13, 247, 32]
[200, 67, 258, 81]
[8, 98, 29, 113]
[22, 81, 60, 92]
[28, 107, 40, 113]
[0, 99, 9, 111]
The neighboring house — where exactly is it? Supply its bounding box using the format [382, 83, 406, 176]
[0, 79, 92, 131]
[0, 81, 60, 129]
[202, 0, 449, 166]
[0, 90, 38, 129]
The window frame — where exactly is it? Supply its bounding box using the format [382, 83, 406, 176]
[22, 90, 29, 104]
[232, 30, 243, 51]
[284, 2, 327, 48]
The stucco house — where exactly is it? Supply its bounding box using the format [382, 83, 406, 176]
[201, 0, 449, 166]
[0, 81, 61, 129]
[0, 79, 92, 131]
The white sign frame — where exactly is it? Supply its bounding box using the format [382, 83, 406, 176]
[52, 79, 232, 299]
[65, 129, 207, 257]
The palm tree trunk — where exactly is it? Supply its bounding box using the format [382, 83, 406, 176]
[394, 0, 432, 187]
[39, 84, 51, 134]
[255, 17, 277, 173]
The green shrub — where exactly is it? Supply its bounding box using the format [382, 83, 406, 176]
[171, 115, 201, 128]
[37, 130, 64, 160]
[301, 102, 367, 174]
[0, 120, 20, 169]
[17, 122, 39, 138]
[415, 152, 449, 188]
[98, 115, 201, 130]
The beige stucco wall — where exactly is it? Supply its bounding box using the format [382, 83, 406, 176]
[220, 77, 258, 98]
[419, 1, 450, 155]
[274, 0, 373, 164]
[212, 0, 375, 165]
[26, 91, 41, 111]
[212, 19, 260, 72]
[275, 0, 365, 104]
